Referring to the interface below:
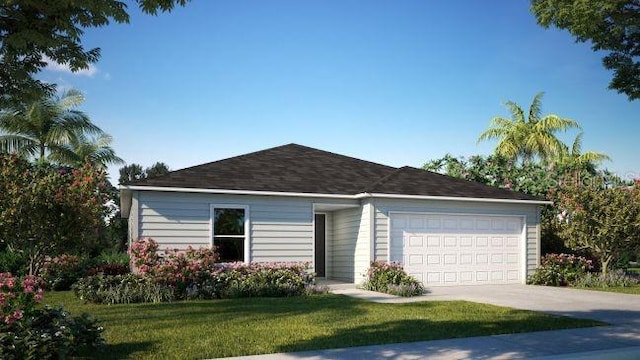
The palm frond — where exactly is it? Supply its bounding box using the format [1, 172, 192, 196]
[0, 135, 38, 156]
[528, 91, 545, 123]
[571, 132, 584, 156]
[503, 101, 525, 122]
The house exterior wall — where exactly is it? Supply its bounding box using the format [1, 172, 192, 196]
[133, 190, 360, 264]
[330, 207, 361, 282]
[372, 198, 541, 278]
[129, 190, 541, 283]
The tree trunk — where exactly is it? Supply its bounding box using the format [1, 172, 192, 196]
[600, 255, 613, 277]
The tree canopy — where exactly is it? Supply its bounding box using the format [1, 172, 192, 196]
[477, 92, 580, 164]
[531, 0, 640, 101]
[0, 0, 190, 108]
[119, 162, 170, 184]
[0, 89, 104, 160]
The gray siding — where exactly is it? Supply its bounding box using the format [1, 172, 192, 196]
[331, 207, 361, 282]
[136, 191, 314, 262]
[373, 199, 541, 279]
[133, 191, 363, 265]
[324, 213, 333, 278]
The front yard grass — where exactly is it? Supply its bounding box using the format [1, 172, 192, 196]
[45, 292, 601, 360]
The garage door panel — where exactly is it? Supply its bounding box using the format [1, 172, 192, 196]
[391, 213, 523, 286]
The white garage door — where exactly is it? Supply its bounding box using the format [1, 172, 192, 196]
[390, 213, 523, 286]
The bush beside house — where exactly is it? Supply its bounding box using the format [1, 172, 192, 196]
[361, 261, 425, 297]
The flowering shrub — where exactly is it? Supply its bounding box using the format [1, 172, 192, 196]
[217, 262, 314, 298]
[41, 254, 91, 291]
[1, 273, 45, 325]
[73, 274, 174, 304]
[527, 253, 593, 286]
[75, 238, 316, 303]
[0, 272, 104, 359]
[361, 261, 424, 297]
[129, 237, 160, 273]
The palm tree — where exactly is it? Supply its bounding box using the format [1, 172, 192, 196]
[555, 132, 611, 185]
[478, 92, 581, 164]
[50, 133, 124, 169]
[0, 89, 103, 160]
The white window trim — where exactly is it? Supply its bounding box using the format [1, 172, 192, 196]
[210, 204, 250, 263]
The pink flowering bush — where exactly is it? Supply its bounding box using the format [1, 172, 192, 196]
[527, 253, 594, 286]
[361, 261, 424, 297]
[1, 272, 45, 325]
[41, 254, 91, 291]
[0, 272, 104, 359]
[75, 238, 316, 303]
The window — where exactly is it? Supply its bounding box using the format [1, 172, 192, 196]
[212, 206, 248, 262]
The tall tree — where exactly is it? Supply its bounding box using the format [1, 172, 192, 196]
[557, 183, 640, 275]
[0, 89, 103, 160]
[557, 132, 612, 168]
[50, 133, 124, 169]
[531, 0, 640, 101]
[478, 92, 581, 164]
[0, 0, 190, 108]
[118, 162, 170, 184]
[146, 162, 170, 178]
[119, 164, 146, 185]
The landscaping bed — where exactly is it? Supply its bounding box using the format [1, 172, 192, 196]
[45, 291, 602, 359]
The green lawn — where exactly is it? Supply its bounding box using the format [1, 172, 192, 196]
[45, 292, 601, 360]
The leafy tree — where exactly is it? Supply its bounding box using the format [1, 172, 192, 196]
[50, 133, 124, 169]
[0, 0, 190, 108]
[556, 183, 640, 275]
[531, 0, 640, 101]
[0, 154, 111, 275]
[424, 153, 627, 255]
[118, 162, 170, 184]
[119, 163, 146, 185]
[0, 89, 103, 160]
[477, 92, 580, 164]
[146, 162, 170, 178]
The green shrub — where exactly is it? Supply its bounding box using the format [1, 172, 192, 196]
[305, 283, 330, 295]
[361, 261, 424, 297]
[573, 269, 640, 288]
[527, 253, 593, 286]
[219, 263, 313, 298]
[41, 254, 91, 291]
[0, 250, 28, 276]
[0, 306, 105, 360]
[0, 272, 104, 359]
[72, 274, 174, 304]
[87, 263, 130, 276]
[96, 250, 130, 267]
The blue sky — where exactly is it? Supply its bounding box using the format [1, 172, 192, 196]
[37, 0, 640, 184]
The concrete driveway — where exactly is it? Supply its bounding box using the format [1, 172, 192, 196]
[406, 284, 640, 326]
[225, 285, 640, 360]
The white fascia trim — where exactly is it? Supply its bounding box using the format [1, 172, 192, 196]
[119, 185, 357, 199]
[356, 192, 552, 205]
[118, 185, 551, 205]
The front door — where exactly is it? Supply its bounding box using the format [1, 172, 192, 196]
[314, 214, 326, 277]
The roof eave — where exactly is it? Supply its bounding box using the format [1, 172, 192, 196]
[356, 192, 551, 205]
[119, 185, 551, 205]
[118, 185, 357, 199]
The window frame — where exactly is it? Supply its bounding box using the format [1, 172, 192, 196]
[210, 204, 250, 263]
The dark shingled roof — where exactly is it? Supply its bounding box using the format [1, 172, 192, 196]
[128, 144, 541, 201]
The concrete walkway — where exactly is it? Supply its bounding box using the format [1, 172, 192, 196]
[222, 285, 640, 359]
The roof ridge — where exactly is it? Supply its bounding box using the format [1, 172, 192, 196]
[363, 166, 408, 193]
